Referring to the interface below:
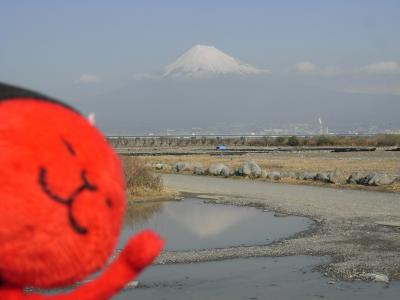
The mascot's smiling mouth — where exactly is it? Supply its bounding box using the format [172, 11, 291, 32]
[38, 167, 97, 235]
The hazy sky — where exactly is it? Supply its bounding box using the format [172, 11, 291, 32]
[1, 1, 399, 133]
[1, 1, 399, 95]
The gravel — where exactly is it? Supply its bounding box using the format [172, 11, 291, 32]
[157, 174, 400, 281]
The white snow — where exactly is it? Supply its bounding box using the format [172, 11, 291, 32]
[164, 44, 267, 77]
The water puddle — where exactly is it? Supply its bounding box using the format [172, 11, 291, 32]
[114, 256, 400, 300]
[120, 198, 312, 251]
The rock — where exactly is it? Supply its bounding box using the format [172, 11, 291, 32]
[260, 170, 269, 178]
[125, 281, 139, 289]
[356, 173, 396, 186]
[315, 172, 330, 183]
[298, 172, 317, 180]
[295, 172, 302, 179]
[357, 173, 376, 185]
[193, 166, 204, 175]
[347, 172, 362, 184]
[368, 173, 396, 186]
[327, 169, 346, 184]
[237, 160, 262, 177]
[175, 162, 190, 172]
[220, 166, 231, 177]
[270, 171, 281, 180]
[155, 163, 170, 170]
[362, 273, 389, 283]
[280, 171, 290, 178]
[208, 163, 228, 176]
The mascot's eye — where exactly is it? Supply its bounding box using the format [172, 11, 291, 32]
[105, 198, 113, 208]
[61, 138, 76, 156]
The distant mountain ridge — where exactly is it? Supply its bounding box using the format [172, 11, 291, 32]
[163, 44, 267, 77]
[73, 44, 400, 134]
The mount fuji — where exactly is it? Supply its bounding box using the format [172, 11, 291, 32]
[74, 45, 400, 134]
[163, 44, 267, 77]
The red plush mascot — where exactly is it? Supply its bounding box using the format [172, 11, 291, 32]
[0, 82, 163, 299]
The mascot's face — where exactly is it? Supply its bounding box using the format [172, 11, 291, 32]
[0, 88, 125, 288]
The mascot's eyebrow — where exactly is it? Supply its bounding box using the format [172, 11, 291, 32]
[61, 138, 76, 156]
[38, 167, 97, 235]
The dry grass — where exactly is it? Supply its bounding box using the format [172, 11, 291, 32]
[142, 151, 400, 192]
[120, 156, 176, 200]
[143, 151, 400, 176]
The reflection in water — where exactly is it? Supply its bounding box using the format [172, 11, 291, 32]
[119, 198, 312, 251]
[124, 201, 163, 227]
[164, 204, 252, 238]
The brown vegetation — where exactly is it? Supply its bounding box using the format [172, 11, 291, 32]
[142, 151, 400, 192]
[120, 156, 175, 200]
[143, 151, 400, 176]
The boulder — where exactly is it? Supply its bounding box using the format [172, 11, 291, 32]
[279, 171, 289, 178]
[175, 162, 191, 172]
[155, 163, 170, 170]
[279, 171, 296, 179]
[298, 172, 317, 180]
[347, 172, 362, 184]
[208, 163, 228, 176]
[357, 173, 376, 185]
[237, 160, 262, 177]
[220, 166, 231, 177]
[315, 172, 330, 183]
[361, 273, 389, 283]
[260, 170, 269, 178]
[349, 172, 396, 186]
[193, 166, 204, 175]
[365, 173, 396, 186]
[271, 171, 281, 180]
[327, 169, 346, 184]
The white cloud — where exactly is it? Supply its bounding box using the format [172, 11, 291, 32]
[293, 60, 400, 77]
[78, 74, 102, 83]
[360, 61, 400, 74]
[293, 62, 343, 77]
[295, 61, 317, 74]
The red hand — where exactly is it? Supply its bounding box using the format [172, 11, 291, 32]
[0, 230, 164, 300]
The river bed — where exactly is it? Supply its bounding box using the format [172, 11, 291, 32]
[115, 256, 400, 300]
[116, 196, 400, 299]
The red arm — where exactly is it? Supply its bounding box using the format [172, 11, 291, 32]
[0, 230, 163, 300]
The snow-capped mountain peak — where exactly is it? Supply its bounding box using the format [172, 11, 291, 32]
[164, 44, 266, 77]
